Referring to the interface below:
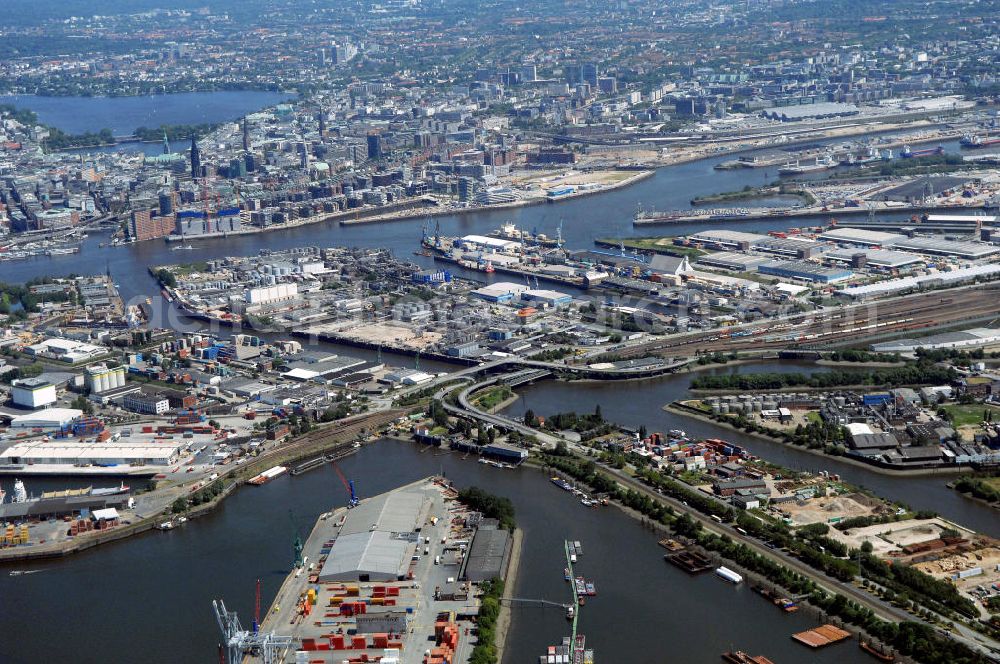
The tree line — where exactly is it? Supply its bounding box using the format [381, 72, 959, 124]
[691, 362, 956, 391]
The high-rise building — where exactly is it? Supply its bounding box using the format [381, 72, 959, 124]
[189, 136, 201, 179]
[457, 176, 476, 202]
[564, 64, 582, 85]
[581, 62, 599, 87]
[366, 133, 383, 160]
[520, 64, 537, 82]
[242, 117, 250, 151]
[158, 192, 173, 216]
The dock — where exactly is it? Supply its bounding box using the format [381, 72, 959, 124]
[792, 624, 852, 649]
[252, 477, 489, 664]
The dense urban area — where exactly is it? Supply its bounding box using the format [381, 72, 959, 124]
[1, 0, 1000, 663]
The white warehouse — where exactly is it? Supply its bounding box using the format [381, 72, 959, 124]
[11, 378, 58, 409]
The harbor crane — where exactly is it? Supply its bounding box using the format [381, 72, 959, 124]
[331, 463, 360, 508]
[213, 599, 292, 664]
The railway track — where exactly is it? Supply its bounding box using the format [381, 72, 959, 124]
[619, 285, 1000, 357]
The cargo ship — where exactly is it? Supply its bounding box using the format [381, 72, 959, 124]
[721, 651, 776, 664]
[960, 135, 1000, 149]
[900, 144, 944, 158]
[248, 466, 287, 485]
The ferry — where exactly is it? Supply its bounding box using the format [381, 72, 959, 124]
[248, 466, 287, 485]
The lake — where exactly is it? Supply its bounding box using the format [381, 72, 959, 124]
[0, 91, 295, 136]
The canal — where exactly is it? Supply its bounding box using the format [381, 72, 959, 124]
[0, 440, 852, 664]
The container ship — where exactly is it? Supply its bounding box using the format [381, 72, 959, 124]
[900, 144, 944, 158]
[960, 135, 1000, 149]
[248, 466, 287, 485]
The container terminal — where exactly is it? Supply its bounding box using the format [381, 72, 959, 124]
[217, 476, 515, 664]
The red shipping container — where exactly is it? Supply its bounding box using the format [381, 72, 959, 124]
[351, 635, 366, 649]
[330, 635, 345, 650]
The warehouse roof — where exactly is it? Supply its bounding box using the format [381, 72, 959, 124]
[822, 248, 923, 268]
[318, 484, 435, 581]
[819, 227, 906, 245]
[461, 526, 512, 583]
[887, 237, 999, 259]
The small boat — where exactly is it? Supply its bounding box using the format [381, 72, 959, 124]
[570, 553, 577, 563]
[157, 521, 175, 531]
[9, 570, 44, 577]
[565, 605, 575, 620]
[564, 567, 571, 581]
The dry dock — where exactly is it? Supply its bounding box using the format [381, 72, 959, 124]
[256, 477, 508, 664]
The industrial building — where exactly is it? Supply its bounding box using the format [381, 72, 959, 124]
[470, 282, 529, 303]
[752, 237, 820, 259]
[25, 337, 106, 363]
[85, 364, 127, 394]
[837, 263, 1000, 299]
[11, 377, 58, 409]
[459, 523, 513, 583]
[8, 408, 82, 429]
[819, 228, 905, 247]
[122, 392, 171, 415]
[317, 483, 439, 582]
[758, 260, 853, 284]
[822, 248, 924, 270]
[760, 102, 859, 122]
[695, 252, 770, 272]
[887, 237, 1000, 260]
[521, 288, 573, 307]
[871, 328, 1000, 354]
[686, 230, 765, 251]
[1, 439, 183, 466]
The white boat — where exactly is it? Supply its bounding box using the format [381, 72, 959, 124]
[12, 479, 27, 504]
[715, 566, 743, 584]
[171, 244, 195, 251]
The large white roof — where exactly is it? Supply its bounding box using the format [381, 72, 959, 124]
[9, 408, 83, 427]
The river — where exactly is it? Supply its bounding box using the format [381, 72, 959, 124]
[0, 440, 853, 664]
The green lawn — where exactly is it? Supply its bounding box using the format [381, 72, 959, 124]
[941, 403, 1000, 428]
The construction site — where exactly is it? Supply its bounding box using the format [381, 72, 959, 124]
[215, 477, 513, 664]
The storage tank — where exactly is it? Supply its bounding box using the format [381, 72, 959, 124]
[719, 403, 730, 414]
[834, 396, 846, 407]
[752, 401, 762, 412]
[711, 403, 721, 415]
